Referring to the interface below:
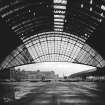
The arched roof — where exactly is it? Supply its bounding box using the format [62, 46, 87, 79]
[0, 0, 105, 69]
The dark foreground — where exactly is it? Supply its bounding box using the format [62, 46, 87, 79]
[0, 81, 105, 105]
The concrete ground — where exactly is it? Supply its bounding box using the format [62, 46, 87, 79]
[1, 81, 105, 105]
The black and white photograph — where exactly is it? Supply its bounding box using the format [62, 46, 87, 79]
[0, 0, 105, 105]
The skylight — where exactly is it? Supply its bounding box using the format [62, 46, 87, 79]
[54, 22, 64, 25]
[54, 0, 67, 4]
[54, 15, 65, 18]
[54, 25, 64, 28]
[90, 0, 93, 5]
[101, 5, 105, 11]
[54, 5, 66, 9]
[54, 10, 65, 14]
[53, 0, 67, 32]
[54, 18, 64, 22]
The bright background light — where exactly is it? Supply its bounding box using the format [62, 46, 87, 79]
[15, 62, 96, 77]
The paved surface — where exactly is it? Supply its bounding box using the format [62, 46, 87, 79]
[1, 81, 105, 105]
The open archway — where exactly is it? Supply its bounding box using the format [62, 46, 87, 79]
[0, 0, 105, 72]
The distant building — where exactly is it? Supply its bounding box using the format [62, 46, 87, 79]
[27, 70, 57, 80]
[10, 68, 58, 81]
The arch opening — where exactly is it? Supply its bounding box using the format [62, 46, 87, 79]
[0, 32, 105, 70]
[15, 62, 96, 77]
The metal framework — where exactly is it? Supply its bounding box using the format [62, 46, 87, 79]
[0, 32, 105, 69]
[0, 0, 105, 69]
